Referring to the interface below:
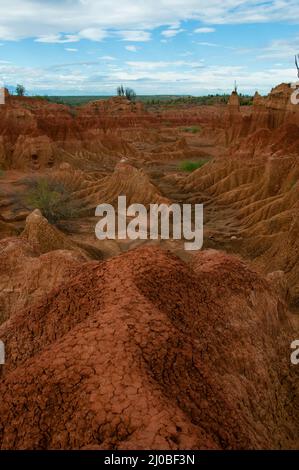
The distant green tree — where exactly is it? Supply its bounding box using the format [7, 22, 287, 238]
[117, 85, 125, 96]
[16, 84, 26, 96]
[116, 85, 136, 101]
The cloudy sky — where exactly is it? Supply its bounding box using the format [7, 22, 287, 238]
[0, 0, 299, 95]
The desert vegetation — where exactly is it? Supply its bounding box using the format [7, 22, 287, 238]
[40, 93, 254, 107]
[116, 85, 137, 101]
[181, 126, 201, 133]
[17, 177, 80, 224]
[15, 84, 26, 96]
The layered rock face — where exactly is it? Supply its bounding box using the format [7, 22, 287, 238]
[177, 156, 299, 306]
[0, 94, 206, 169]
[228, 83, 299, 158]
[0, 95, 147, 170]
[1, 83, 298, 170]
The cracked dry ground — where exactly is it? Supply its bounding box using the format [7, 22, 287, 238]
[0, 246, 298, 450]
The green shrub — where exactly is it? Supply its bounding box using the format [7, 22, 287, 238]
[23, 178, 81, 224]
[182, 126, 201, 134]
[179, 159, 209, 172]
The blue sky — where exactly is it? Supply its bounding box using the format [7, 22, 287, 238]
[0, 0, 299, 95]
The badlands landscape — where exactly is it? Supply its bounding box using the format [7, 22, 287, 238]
[0, 84, 298, 449]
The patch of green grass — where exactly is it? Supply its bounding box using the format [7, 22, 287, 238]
[179, 159, 209, 172]
[182, 126, 201, 134]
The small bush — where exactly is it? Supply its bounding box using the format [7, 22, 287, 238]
[179, 159, 209, 172]
[23, 178, 81, 224]
[182, 126, 201, 134]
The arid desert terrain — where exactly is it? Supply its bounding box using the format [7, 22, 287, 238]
[0, 84, 298, 449]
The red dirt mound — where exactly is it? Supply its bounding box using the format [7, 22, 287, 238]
[0, 247, 297, 450]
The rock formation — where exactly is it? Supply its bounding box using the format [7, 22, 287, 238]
[229, 83, 299, 158]
[178, 156, 299, 306]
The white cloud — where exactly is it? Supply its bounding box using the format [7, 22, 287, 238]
[258, 36, 299, 59]
[126, 61, 172, 70]
[0, 63, 88, 91]
[180, 51, 194, 57]
[0, 60, 295, 95]
[1, 1, 299, 42]
[125, 60, 204, 70]
[194, 27, 215, 33]
[161, 28, 184, 38]
[197, 42, 218, 47]
[0, 25, 18, 41]
[118, 31, 151, 42]
[125, 45, 139, 52]
[78, 28, 107, 41]
[0, 1, 298, 94]
[105, 64, 296, 93]
[166, 22, 182, 30]
[36, 29, 107, 44]
[35, 34, 79, 44]
[99, 55, 116, 60]
[65, 48, 78, 52]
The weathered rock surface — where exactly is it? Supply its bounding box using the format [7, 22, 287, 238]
[0, 247, 297, 450]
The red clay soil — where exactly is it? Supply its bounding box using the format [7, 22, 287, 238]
[0, 246, 298, 450]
